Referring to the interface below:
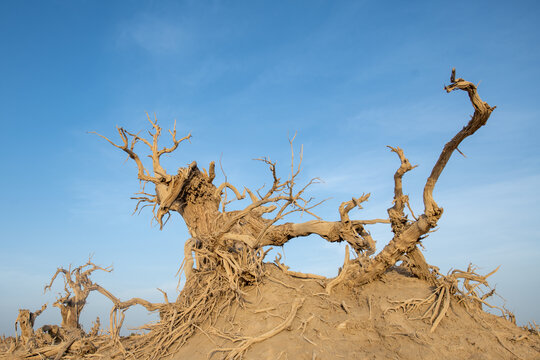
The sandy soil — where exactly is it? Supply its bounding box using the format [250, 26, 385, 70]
[170, 264, 539, 360]
[2, 264, 538, 359]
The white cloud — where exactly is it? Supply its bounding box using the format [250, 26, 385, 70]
[117, 15, 187, 54]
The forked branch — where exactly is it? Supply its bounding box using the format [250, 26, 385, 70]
[94, 117, 196, 229]
[91, 127, 156, 184]
[329, 69, 495, 290]
[215, 139, 324, 242]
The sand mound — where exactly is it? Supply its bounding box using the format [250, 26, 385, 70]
[169, 264, 538, 360]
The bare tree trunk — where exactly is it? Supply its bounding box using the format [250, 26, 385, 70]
[53, 295, 84, 330]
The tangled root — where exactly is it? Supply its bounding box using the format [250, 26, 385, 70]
[385, 264, 511, 333]
[385, 282, 450, 333]
[121, 245, 268, 360]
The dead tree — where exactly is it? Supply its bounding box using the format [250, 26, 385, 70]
[96, 69, 492, 286]
[15, 304, 47, 345]
[93, 124, 382, 284]
[94, 69, 495, 357]
[44, 260, 113, 330]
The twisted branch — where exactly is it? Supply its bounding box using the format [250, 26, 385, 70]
[423, 68, 496, 218]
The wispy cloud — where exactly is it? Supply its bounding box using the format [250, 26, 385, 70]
[117, 14, 187, 54]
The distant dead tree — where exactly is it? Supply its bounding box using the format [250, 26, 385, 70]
[44, 260, 114, 330]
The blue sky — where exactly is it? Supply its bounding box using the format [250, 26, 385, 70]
[1, 1, 539, 335]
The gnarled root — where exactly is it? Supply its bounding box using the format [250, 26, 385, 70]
[120, 245, 267, 360]
[385, 264, 506, 333]
[385, 282, 450, 333]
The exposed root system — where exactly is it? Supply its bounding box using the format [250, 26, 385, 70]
[3, 70, 538, 360]
[385, 264, 512, 333]
[121, 246, 267, 360]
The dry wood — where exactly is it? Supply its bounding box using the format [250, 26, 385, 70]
[342, 69, 495, 288]
[4, 68, 501, 359]
[385, 264, 505, 332]
[14, 304, 47, 345]
[44, 259, 113, 330]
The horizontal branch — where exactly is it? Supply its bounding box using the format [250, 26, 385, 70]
[259, 219, 387, 253]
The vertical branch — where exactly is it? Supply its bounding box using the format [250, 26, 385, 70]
[386, 146, 417, 235]
[385, 146, 435, 283]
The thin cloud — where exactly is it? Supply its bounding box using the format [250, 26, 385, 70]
[117, 14, 187, 54]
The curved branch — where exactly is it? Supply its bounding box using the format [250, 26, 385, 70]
[44, 268, 72, 294]
[339, 193, 370, 223]
[92, 284, 163, 313]
[92, 284, 165, 337]
[216, 182, 246, 203]
[423, 68, 495, 217]
[347, 69, 495, 287]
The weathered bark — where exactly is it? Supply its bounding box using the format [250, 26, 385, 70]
[15, 304, 46, 345]
[353, 215, 432, 285]
[53, 294, 82, 329]
[405, 247, 436, 285]
[384, 145, 436, 284]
